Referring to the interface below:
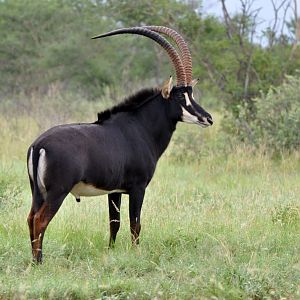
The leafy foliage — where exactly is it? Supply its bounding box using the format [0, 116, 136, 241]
[272, 204, 300, 227]
[0, 0, 161, 96]
[0, 0, 300, 151]
[1, 0, 299, 102]
[227, 75, 300, 153]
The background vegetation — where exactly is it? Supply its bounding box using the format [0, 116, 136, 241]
[0, 0, 299, 299]
[1, 0, 300, 149]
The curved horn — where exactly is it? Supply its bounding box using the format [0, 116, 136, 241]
[144, 26, 193, 85]
[92, 27, 186, 86]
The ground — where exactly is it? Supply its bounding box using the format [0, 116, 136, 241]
[0, 112, 299, 299]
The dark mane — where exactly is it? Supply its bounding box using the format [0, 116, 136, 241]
[95, 88, 160, 124]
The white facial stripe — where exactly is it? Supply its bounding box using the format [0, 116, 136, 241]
[37, 148, 47, 196]
[28, 147, 34, 181]
[183, 92, 192, 106]
[181, 93, 212, 127]
[186, 92, 205, 119]
[181, 106, 199, 124]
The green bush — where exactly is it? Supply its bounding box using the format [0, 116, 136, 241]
[272, 204, 300, 227]
[226, 75, 300, 153]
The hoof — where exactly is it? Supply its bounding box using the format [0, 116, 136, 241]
[32, 253, 43, 265]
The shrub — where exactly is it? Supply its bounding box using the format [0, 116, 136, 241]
[226, 75, 300, 153]
[272, 204, 300, 227]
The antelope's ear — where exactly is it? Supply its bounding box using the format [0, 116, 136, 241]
[161, 76, 173, 99]
[191, 78, 199, 88]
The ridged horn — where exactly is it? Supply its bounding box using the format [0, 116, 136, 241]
[144, 26, 193, 85]
[92, 27, 186, 86]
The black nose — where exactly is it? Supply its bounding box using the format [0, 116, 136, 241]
[207, 117, 213, 125]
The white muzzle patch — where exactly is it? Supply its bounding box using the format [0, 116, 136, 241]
[181, 106, 199, 124]
[181, 92, 211, 127]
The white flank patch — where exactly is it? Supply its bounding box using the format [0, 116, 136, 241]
[28, 147, 34, 181]
[71, 182, 126, 198]
[37, 148, 47, 195]
[183, 92, 192, 106]
[181, 106, 199, 124]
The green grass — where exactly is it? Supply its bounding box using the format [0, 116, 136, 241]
[0, 105, 300, 299]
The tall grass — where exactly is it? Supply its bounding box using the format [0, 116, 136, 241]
[0, 91, 299, 299]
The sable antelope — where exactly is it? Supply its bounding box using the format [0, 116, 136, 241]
[27, 26, 213, 263]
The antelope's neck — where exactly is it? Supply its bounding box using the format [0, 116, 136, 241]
[137, 98, 177, 158]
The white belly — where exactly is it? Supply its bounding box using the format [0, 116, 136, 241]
[70, 182, 126, 197]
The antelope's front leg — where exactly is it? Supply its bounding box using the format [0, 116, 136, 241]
[129, 188, 145, 245]
[108, 193, 122, 247]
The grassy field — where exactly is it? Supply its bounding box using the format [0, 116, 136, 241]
[0, 96, 300, 299]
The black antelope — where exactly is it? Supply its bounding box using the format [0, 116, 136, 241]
[27, 26, 213, 263]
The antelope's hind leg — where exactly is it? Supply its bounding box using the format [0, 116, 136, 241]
[31, 191, 67, 264]
[27, 206, 35, 248]
[108, 193, 122, 247]
[27, 176, 37, 252]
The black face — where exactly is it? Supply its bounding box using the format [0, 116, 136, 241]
[170, 86, 213, 127]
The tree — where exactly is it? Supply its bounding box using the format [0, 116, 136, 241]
[0, 0, 125, 95]
[195, 0, 300, 112]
